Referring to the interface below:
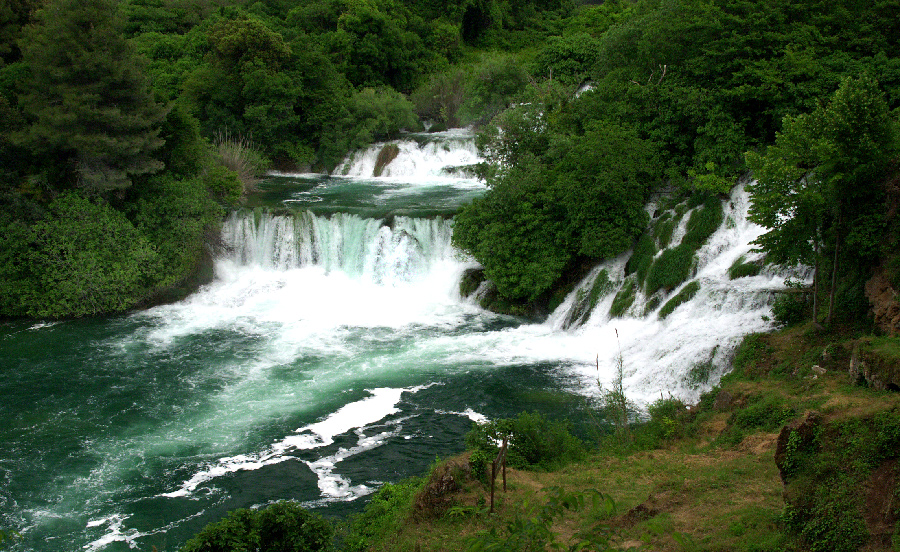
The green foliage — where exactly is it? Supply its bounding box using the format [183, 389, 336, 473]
[21, 193, 158, 318]
[335, 88, 419, 154]
[730, 334, 773, 379]
[658, 280, 700, 319]
[644, 243, 695, 296]
[624, 232, 656, 287]
[715, 395, 796, 447]
[747, 74, 899, 323]
[771, 292, 810, 328]
[343, 478, 422, 552]
[653, 213, 677, 249]
[465, 487, 618, 552]
[17, 0, 167, 191]
[180, 501, 333, 552]
[459, 53, 531, 125]
[683, 194, 724, 248]
[609, 278, 636, 318]
[212, 130, 267, 196]
[633, 397, 690, 449]
[728, 255, 761, 280]
[778, 411, 900, 551]
[132, 173, 223, 291]
[465, 412, 585, 474]
[533, 32, 602, 85]
[456, 113, 653, 302]
[644, 196, 722, 296]
[0, 528, 20, 548]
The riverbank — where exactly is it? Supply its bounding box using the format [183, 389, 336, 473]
[347, 324, 900, 552]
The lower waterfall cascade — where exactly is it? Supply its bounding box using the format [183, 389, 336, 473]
[0, 130, 804, 552]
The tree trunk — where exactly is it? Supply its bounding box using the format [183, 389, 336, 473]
[813, 240, 820, 323]
[827, 234, 839, 325]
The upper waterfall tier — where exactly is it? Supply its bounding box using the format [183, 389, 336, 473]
[221, 210, 461, 285]
[334, 129, 481, 179]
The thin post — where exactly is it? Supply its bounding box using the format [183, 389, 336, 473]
[489, 437, 508, 513]
[490, 457, 496, 513]
[502, 438, 507, 492]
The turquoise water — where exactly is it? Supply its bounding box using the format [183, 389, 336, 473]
[0, 136, 591, 551]
[0, 134, 792, 551]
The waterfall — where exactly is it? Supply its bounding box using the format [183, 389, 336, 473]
[221, 211, 459, 285]
[334, 129, 481, 179]
[540, 182, 809, 403]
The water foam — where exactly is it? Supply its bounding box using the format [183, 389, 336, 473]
[161, 387, 415, 499]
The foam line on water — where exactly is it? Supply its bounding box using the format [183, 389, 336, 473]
[160, 387, 416, 499]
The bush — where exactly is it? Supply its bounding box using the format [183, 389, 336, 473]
[180, 501, 333, 552]
[465, 412, 585, 474]
[771, 292, 809, 327]
[343, 479, 422, 552]
[715, 394, 796, 447]
[728, 255, 762, 279]
[24, 193, 158, 318]
[658, 280, 700, 319]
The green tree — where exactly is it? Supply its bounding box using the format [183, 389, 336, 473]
[180, 501, 333, 552]
[23, 193, 158, 318]
[747, 75, 898, 323]
[17, 0, 168, 192]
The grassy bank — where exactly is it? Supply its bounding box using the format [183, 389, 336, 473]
[344, 324, 900, 552]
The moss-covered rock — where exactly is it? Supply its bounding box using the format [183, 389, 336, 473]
[850, 337, 900, 391]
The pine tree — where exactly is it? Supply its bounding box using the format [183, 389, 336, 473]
[18, 0, 167, 192]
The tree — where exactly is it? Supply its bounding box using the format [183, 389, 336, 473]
[747, 75, 898, 323]
[180, 501, 333, 552]
[17, 0, 167, 192]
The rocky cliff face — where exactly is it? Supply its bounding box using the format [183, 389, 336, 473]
[775, 410, 900, 551]
[866, 267, 900, 336]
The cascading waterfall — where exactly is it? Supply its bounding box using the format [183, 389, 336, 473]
[335, 129, 480, 179]
[539, 182, 806, 403]
[221, 211, 458, 284]
[0, 128, 804, 552]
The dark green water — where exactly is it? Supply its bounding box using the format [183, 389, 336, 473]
[0, 134, 787, 551]
[0, 136, 593, 551]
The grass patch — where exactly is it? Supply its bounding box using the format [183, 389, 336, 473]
[653, 213, 678, 249]
[658, 280, 700, 319]
[729, 255, 762, 279]
[644, 242, 696, 295]
[609, 278, 636, 318]
[624, 232, 656, 287]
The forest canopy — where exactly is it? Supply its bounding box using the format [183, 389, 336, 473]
[1, 0, 899, 318]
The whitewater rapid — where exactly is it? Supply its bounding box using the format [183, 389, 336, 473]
[0, 129, 800, 552]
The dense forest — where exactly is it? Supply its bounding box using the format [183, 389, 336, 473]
[1, 0, 899, 325]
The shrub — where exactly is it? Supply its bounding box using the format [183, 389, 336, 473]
[609, 278, 636, 318]
[658, 280, 700, 319]
[728, 255, 762, 279]
[715, 394, 796, 447]
[465, 412, 585, 474]
[25, 193, 158, 318]
[213, 129, 268, 193]
[343, 479, 422, 552]
[180, 501, 332, 552]
[771, 291, 809, 327]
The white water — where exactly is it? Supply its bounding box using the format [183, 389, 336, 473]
[150, 182, 794, 513]
[335, 128, 481, 179]
[1, 130, 804, 552]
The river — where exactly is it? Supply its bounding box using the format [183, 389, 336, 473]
[0, 129, 793, 551]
